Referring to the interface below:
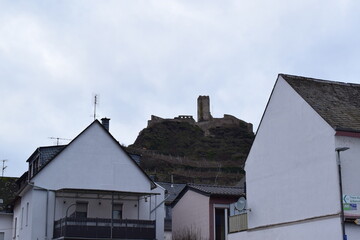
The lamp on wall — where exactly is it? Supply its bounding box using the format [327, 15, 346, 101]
[335, 147, 349, 240]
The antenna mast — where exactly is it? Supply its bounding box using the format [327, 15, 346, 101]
[49, 137, 72, 145]
[93, 94, 98, 120]
[1, 159, 7, 177]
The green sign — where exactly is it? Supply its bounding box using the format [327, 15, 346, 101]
[344, 203, 357, 211]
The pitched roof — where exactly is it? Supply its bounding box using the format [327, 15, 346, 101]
[171, 183, 244, 207]
[187, 183, 244, 196]
[281, 74, 360, 132]
[27, 145, 66, 163]
[156, 182, 186, 203]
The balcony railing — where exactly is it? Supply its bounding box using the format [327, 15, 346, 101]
[53, 217, 156, 239]
[229, 213, 248, 233]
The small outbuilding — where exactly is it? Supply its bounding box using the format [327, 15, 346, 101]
[172, 183, 244, 240]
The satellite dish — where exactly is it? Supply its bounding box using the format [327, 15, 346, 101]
[235, 197, 246, 211]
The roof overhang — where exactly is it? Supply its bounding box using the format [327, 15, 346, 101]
[335, 129, 360, 138]
[56, 188, 160, 198]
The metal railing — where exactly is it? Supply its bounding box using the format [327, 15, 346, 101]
[54, 217, 156, 239]
[229, 213, 248, 233]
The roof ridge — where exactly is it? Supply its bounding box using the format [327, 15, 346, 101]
[188, 183, 243, 188]
[38, 145, 67, 149]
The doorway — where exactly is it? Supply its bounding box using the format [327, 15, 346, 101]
[214, 208, 228, 240]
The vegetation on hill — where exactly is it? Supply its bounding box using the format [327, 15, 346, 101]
[0, 177, 18, 212]
[127, 121, 254, 185]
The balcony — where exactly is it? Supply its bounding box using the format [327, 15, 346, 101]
[53, 217, 156, 239]
[229, 213, 248, 233]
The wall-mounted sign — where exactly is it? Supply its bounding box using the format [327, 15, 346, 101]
[344, 203, 357, 211]
[343, 195, 360, 204]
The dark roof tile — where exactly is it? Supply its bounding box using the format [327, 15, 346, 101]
[188, 183, 244, 196]
[281, 74, 360, 132]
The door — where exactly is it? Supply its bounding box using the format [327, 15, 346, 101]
[215, 208, 228, 240]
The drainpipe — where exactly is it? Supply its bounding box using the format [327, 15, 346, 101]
[45, 190, 49, 239]
[336, 147, 349, 240]
[111, 192, 114, 239]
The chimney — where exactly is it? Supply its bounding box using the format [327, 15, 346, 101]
[101, 118, 110, 131]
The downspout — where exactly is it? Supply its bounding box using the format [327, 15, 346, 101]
[137, 196, 140, 220]
[45, 190, 49, 240]
[111, 192, 114, 239]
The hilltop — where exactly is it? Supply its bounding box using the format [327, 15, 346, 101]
[127, 96, 254, 185]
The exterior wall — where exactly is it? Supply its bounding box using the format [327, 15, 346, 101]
[172, 190, 210, 240]
[229, 216, 342, 240]
[209, 196, 238, 240]
[198, 96, 212, 122]
[234, 76, 341, 238]
[150, 184, 165, 240]
[346, 223, 360, 239]
[0, 213, 13, 240]
[335, 135, 360, 238]
[54, 195, 143, 220]
[32, 122, 152, 193]
[336, 136, 360, 216]
[12, 121, 164, 240]
[12, 190, 33, 240]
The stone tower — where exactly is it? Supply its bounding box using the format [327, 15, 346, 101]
[197, 96, 212, 122]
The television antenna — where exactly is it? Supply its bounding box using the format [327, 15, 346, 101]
[49, 137, 72, 145]
[1, 159, 7, 177]
[93, 94, 99, 120]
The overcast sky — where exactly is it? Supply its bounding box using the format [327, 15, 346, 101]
[1, 0, 360, 177]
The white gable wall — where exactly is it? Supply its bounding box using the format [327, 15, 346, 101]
[335, 135, 360, 238]
[0, 213, 13, 240]
[229, 216, 341, 240]
[172, 190, 210, 240]
[239, 76, 341, 237]
[150, 184, 165, 240]
[13, 121, 164, 240]
[32, 122, 152, 193]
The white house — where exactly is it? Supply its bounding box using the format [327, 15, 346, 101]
[11, 119, 164, 240]
[229, 74, 360, 240]
[172, 183, 244, 240]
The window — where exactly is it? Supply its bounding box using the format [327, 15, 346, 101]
[21, 207, 24, 229]
[29, 164, 32, 178]
[0, 232, 4, 240]
[112, 204, 123, 220]
[75, 202, 88, 218]
[26, 202, 29, 226]
[13, 218, 17, 239]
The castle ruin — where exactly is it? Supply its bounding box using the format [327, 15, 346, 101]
[147, 96, 253, 135]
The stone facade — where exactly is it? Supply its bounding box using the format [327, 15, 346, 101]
[197, 95, 213, 122]
[147, 96, 253, 134]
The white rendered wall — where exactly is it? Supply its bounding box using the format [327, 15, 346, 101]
[0, 213, 13, 240]
[12, 189, 33, 240]
[32, 122, 152, 193]
[244, 76, 340, 230]
[229, 216, 342, 240]
[16, 121, 162, 240]
[54, 195, 143, 220]
[150, 184, 165, 240]
[172, 190, 210, 240]
[335, 136, 360, 238]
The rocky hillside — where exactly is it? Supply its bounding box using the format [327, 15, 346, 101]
[127, 120, 254, 185]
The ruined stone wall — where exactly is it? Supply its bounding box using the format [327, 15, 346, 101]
[147, 96, 253, 135]
[147, 115, 196, 128]
[196, 114, 253, 135]
[197, 96, 212, 122]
